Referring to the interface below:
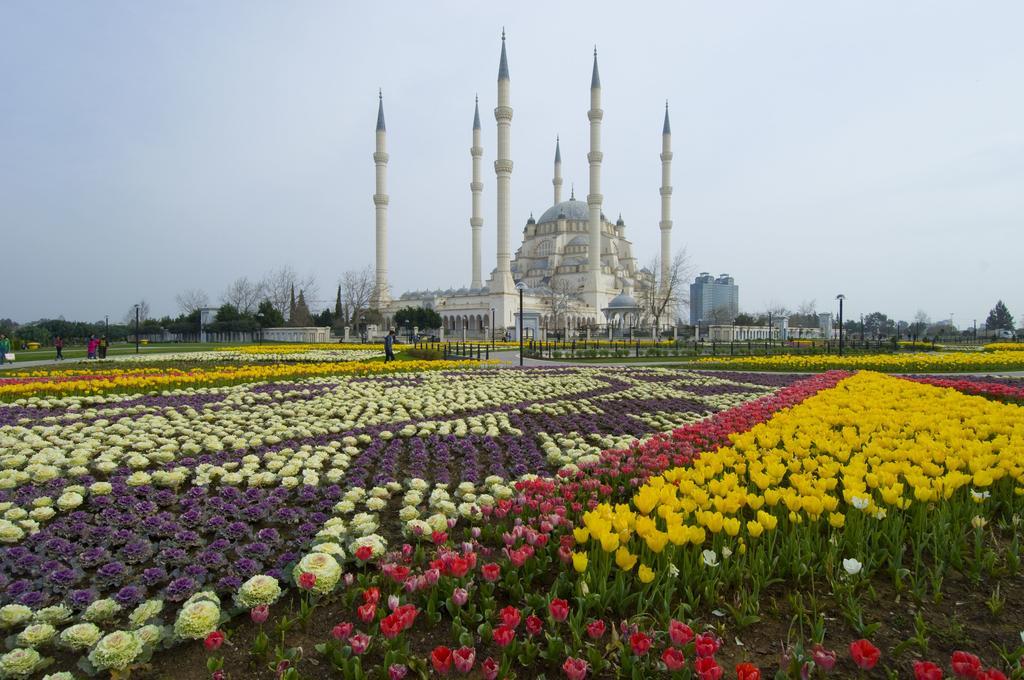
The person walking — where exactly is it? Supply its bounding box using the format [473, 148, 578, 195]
[384, 329, 396, 363]
[86, 335, 98, 360]
[98, 335, 108, 359]
[0, 334, 10, 366]
[54, 336, 64, 361]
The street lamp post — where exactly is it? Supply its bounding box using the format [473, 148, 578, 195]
[516, 282, 527, 366]
[360, 314, 366, 343]
[836, 295, 845, 356]
[134, 305, 140, 354]
[490, 307, 495, 348]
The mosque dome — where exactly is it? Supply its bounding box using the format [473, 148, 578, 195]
[538, 199, 589, 224]
[606, 290, 639, 309]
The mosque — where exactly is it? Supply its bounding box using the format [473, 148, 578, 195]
[371, 33, 676, 340]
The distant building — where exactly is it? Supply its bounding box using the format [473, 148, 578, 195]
[689, 273, 739, 325]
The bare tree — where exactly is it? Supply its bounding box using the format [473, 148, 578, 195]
[541, 279, 577, 335]
[340, 267, 375, 326]
[175, 289, 209, 316]
[221, 277, 263, 315]
[260, 267, 319, 320]
[640, 248, 692, 338]
[706, 305, 736, 324]
[123, 300, 151, 326]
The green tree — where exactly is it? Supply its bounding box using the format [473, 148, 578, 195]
[863, 312, 895, 338]
[255, 300, 285, 328]
[215, 304, 242, 323]
[733, 313, 756, 326]
[313, 308, 334, 327]
[984, 300, 1015, 331]
[393, 307, 443, 330]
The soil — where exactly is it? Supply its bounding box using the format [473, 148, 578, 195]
[102, 566, 1023, 680]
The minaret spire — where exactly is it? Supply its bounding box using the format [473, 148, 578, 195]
[585, 46, 605, 308]
[376, 89, 386, 131]
[470, 96, 484, 288]
[488, 29, 515, 295]
[659, 100, 674, 320]
[371, 91, 391, 306]
[552, 136, 563, 204]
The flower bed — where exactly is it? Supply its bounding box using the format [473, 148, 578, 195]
[903, 375, 1024, 403]
[693, 350, 1024, 372]
[2, 368, 1022, 678]
[0, 359, 490, 401]
[0, 367, 796, 676]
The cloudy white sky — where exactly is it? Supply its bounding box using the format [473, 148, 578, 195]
[2, 1, 1022, 326]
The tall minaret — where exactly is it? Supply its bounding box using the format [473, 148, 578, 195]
[659, 101, 673, 295]
[489, 30, 515, 293]
[552, 137, 563, 205]
[585, 48, 604, 303]
[470, 96, 484, 289]
[372, 91, 391, 306]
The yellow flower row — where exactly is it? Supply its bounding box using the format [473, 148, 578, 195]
[694, 350, 1024, 372]
[635, 372, 1023, 538]
[216, 343, 379, 354]
[0, 360, 494, 400]
[572, 373, 1024, 583]
[984, 342, 1024, 352]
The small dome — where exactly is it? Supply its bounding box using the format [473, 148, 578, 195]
[527, 212, 536, 224]
[538, 199, 589, 224]
[606, 291, 639, 309]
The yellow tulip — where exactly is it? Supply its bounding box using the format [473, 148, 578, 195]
[637, 564, 655, 584]
[572, 527, 590, 544]
[572, 552, 589, 573]
[615, 547, 638, 571]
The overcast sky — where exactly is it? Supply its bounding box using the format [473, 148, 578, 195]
[2, 1, 1022, 327]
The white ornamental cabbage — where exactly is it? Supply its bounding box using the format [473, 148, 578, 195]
[88, 630, 144, 671]
[58, 623, 103, 650]
[292, 553, 341, 596]
[235, 574, 283, 609]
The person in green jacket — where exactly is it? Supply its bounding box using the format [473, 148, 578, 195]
[0, 334, 10, 366]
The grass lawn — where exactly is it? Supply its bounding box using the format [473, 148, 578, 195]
[3, 342, 221, 364]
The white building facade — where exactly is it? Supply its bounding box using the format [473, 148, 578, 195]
[373, 34, 676, 339]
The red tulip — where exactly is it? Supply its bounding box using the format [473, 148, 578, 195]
[453, 646, 476, 674]
[499, 606, 521, 629]
[695, 633, 720, 658]
[549, 598, 570, 622]
[430, 646, 453, 675]
[736, 662, 761, 680]
[694, 656, 723, 680]
[976, 670, 1007, 680]
[204, 630, 224, 651]
[481, 563, 501, 582]
[357, 603, 376, 624]
[668, 619, 694, 646]
[629, 631, 652, 656]
[380, 612, 403, 639]
[331, 622, 353, 641]
[914, 661, 944, 680]
[297, 572, 316, 590]
[562, 657, 588, 680]
[362, 587, 381, 605]
[492, 624, 516, 647]
[662, 647, 686, 671]
[349, 633, 371, 655]
[526, 614, 543, 636]
[432, 531, 448, 545]
[951, 652, 982, 678]
[481, 657, 499, 680]
[388, 664, 408, 680]
[849, 639, 880, 670]
[586, 619, 606, 640]
[250, 605, 269, 624]
[355, 545, 373, 561]
[812, 644, 837, 672]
